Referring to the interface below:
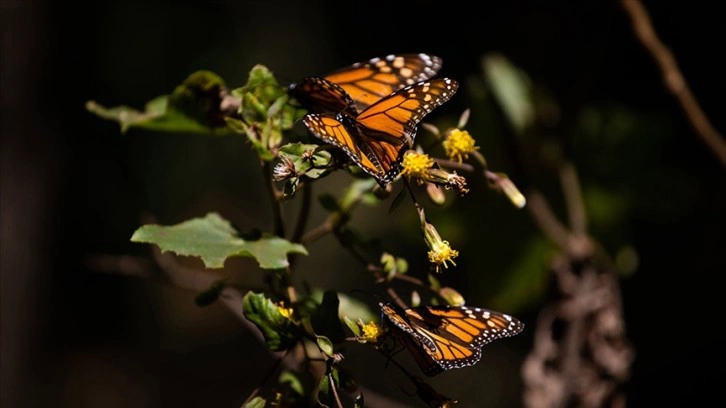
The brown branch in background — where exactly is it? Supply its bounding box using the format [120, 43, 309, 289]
[620, 0, 726, 167]
[521, 164, 634, 408]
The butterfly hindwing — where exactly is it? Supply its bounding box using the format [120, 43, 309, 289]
[380, 302, 524, 376]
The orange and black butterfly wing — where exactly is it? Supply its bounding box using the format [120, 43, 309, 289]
[404, 305, 524, 373]
[353, 78, 459, 184]
[380, 302, 447, 376]
[303, 78, 458, 187]
[325, 53, 443, 113]
[288, 76, 358, 116]
[302, 113, 389, 182]
[380, 302, 524, 376]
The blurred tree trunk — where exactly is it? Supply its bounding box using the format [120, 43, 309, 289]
[1, 1, 63, 406]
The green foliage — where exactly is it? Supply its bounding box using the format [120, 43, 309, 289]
[86, 70, 231, 134]
[87, 55, 574, 406]
[242, 292, 302, 351]
[482, 53, 536, 135]
[242, 396, 266, 408]
[130, 212, 307, 269]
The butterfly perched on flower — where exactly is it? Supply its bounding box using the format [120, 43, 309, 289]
[289, 53, 443, 115]
[379, 302, 524, 376]
[302, 78, 459, 187]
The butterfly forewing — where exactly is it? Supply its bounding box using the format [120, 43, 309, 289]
[325, 53, 443, 112]
[380, 302, 524, 376]
[289, 77, 358, 116]
[356, 78, 459, 139]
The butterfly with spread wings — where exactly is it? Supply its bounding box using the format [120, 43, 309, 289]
[289, 53, 443, 115]
[302, 78, 459, 187]
[379, 302, 524, 376]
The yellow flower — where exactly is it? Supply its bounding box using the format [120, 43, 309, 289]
[401, 151, 434, 184]
[423, 222, 459, 273]
[277, 301, 294, 320]
[428, 240, 459, 273]
[443, 129, 479, 163]
[358, 320, 382, 343]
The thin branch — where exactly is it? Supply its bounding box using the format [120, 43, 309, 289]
[328, 373, 344, 408]
[291, 181, 313, 243]
[262, 161, 285, 237]
[620, 0, 726, 167]
[525, 189, 570, 249]
[241, 350, 289, 407]
[559, 163, 586, 234]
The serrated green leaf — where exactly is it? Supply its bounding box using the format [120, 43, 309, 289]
[237, 234, 308, 270]
[242, 292, 301, 351]
[243, 396, 266, 408]
[130, 212, 307, 269]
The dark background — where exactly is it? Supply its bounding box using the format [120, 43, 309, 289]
[2, 0, 725, 407]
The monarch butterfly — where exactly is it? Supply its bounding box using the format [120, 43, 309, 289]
[302, 78, 459, 187]
[379, 302, 524, 376]
[289, 53, 443, 115]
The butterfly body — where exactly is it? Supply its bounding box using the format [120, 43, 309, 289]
[303, 78, 459, 186]
[380, 302, 524, 376]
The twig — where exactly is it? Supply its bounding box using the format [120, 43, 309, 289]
[560, 163, 586, 235]
[241, 350, 289, 407]
[262, 161, 286, 237]
[620, 0, 726, 167]
[525, 190, 570, 249]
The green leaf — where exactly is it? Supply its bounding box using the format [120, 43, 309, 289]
[242, 396, 266, 408]
[318, 193, 341, 212]
[482, 53, 536, 135]
[242, 292, 301, 351]
[343, 316, 361, 337]
[311, 291, 346, 344]
[388, 187, 407, 213]
[279, 370, 310, 397]
[194, 280, 226, 307]
[317, 375, 331, 407]
[130, 212, 308, 269]
[86, 70, 232, 135]
[316, 335, 334, 356]
[278, 142, 333, 179]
